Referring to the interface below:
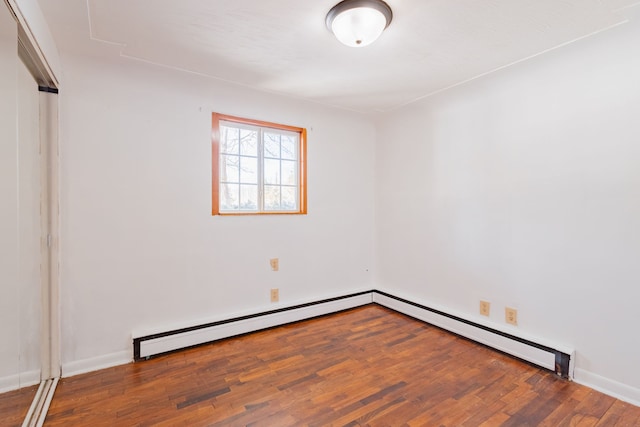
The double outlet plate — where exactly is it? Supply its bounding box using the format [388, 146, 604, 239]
[480, 300, 518, 326]
[270, 258, 279, 302]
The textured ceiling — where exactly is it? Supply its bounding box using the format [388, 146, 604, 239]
[38, 0, 639, 113]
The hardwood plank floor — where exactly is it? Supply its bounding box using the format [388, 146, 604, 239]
[0, 384, 38, 427]
[43, 305, 640, 426]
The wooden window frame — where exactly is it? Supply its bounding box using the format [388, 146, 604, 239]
[212, 113, 307, 216]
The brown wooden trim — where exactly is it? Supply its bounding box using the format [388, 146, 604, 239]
[211, 113, 221, 215]
[300, 128, 308, 214]
[211, 112, 307, 216]
[217, 212, 307, 217]
[215, 113, 304, 134]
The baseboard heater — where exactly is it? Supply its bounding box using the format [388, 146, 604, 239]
[373, 291, 573, 379]
[133, 290, 573, 379]
[133, 291, 373, 361]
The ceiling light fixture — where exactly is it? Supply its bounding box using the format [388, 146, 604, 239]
[326, 0, 393, 48]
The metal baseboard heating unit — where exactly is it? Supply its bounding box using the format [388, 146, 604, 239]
[133, 292, 373, 360]
[372, 291, 574, 379]
[132, 290, 574, 380]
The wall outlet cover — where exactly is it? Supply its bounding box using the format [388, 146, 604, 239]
[480, 301, 491, 316]
[505, 307, 518, 326]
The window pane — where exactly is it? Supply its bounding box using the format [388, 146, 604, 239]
[264, 185, 281, 210]
[281, 160, 297, 186]
[240, 157, 257, 184]
[264, 158, 281, 185]
[264, 133, 280, 158]
[240, 129, 258, 156]
[214, 114, 305, 216]
[220, 126, 239, 154]
[239, 184, 258, 210]
[221, 155, 239, 183]
[281, 186, 297, 210]
[220, 183, 239, 210]
[281, 135, 297, 160]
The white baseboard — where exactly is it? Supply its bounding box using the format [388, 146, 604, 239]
[135, 293, 373, 359]
[61, 351, 131, 378]
[0, 369, 41, 394]
[574, 368, 640, 407]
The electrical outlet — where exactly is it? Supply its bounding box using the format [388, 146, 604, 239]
[270, 288, 279, 303]
[505, 307, 518, 326]
[480, 301, 491, 317]
[270, 258, 279, 271]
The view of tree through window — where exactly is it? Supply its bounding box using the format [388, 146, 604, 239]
[212, 113, 307, 215]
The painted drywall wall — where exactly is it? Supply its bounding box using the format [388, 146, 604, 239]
[58, 54, 376, 373]
[375, 19, 640, 403]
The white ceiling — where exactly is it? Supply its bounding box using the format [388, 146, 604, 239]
[38, 0, 639, 113]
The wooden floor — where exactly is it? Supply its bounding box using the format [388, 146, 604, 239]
[43, 305, 640, 426]
[0, 384, 38, 427]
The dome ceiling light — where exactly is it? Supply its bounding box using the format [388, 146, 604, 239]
[326, 0, 393, 48]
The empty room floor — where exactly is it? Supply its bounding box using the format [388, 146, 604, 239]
[43, 305, 640, 426]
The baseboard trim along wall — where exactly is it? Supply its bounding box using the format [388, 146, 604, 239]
[0, 369, 41, 394]
[574, 368, 640, 407]
[62, 350, 131, 378]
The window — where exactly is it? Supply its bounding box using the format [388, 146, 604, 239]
[212, 113, 307, 215]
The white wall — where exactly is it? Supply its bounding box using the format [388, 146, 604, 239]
[375, 19, 640, 403]
[58, 54, 376, 372]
